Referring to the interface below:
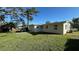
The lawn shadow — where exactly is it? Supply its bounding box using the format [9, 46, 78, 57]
[64, 38, 79, 51]
[28, 32, 60, 35]
[0, 35, 7, 37]
[0, 33, 8, 37]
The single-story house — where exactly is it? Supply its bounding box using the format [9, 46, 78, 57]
[29, 21, 71, 34]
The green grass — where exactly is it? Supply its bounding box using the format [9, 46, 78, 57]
[0, 32, 73, 51]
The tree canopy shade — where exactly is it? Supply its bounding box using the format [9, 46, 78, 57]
[0, 7, 38, 30]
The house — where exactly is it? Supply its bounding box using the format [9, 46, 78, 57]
[29, 21, 71, 34]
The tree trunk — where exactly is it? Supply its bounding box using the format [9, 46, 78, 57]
[26, 17, 30, 31]
[27, 19, 29, 29]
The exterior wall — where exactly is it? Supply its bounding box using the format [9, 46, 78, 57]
[29, 22, 71, 35]
[63, 22, 71, 34]
[42, 24, 64, 34]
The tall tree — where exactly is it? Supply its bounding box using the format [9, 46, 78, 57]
[0, 7, 38, 30]
[5, 7, 23, 27]
[24, 7, 38, 28]
[0, 15, 5, 21]
[0, 7, 6, 25]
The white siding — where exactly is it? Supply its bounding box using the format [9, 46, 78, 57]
[29, 22, 71, 35]
[63, 22, 71, 34]
[42, 24, 63, 34]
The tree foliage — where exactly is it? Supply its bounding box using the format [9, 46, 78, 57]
[23, 7, 38, 28]
[0, 7, 38, 30]
[72, 17, 79, 30]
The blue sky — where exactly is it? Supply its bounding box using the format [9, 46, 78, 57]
[31, 7, 79, 25]
[5, 7, 79, 25]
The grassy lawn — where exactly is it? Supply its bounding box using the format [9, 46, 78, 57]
[0, 32, 78, 51]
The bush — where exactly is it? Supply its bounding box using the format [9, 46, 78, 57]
[70, 28, 78, 32]
[69, 30, 73, 33]
[0, 25, 9, 32]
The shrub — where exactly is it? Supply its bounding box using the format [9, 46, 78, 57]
[70, 28, 78, 32]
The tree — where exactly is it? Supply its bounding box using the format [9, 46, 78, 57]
[0, 8, 6, 22]
[24, 8, 38, 29]
[0, 22, 16, 32]
[0, 15, 5, 21]
[0, 7, 38, 31]
[0, 8, 7, 26]
[72, 17, 79, 30]
[7, 22, 16, 28]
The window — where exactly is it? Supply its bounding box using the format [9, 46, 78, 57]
[54, 25, 58, 30]
[45, 25, 48, 29]
[65, 25, 67, 29]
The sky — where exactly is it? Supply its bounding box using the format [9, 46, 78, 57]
[5, 7, 79, 25]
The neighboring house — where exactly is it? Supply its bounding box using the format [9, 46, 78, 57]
[17, 22, 23, 30]
[29, 21, 71, 34]
[29, 25, 39, 32]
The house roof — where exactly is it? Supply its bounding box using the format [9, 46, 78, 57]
[29, 21, 70, 26]
[41, 21, 70, 26]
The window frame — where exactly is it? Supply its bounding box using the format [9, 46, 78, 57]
[54, 25, 58, 30]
